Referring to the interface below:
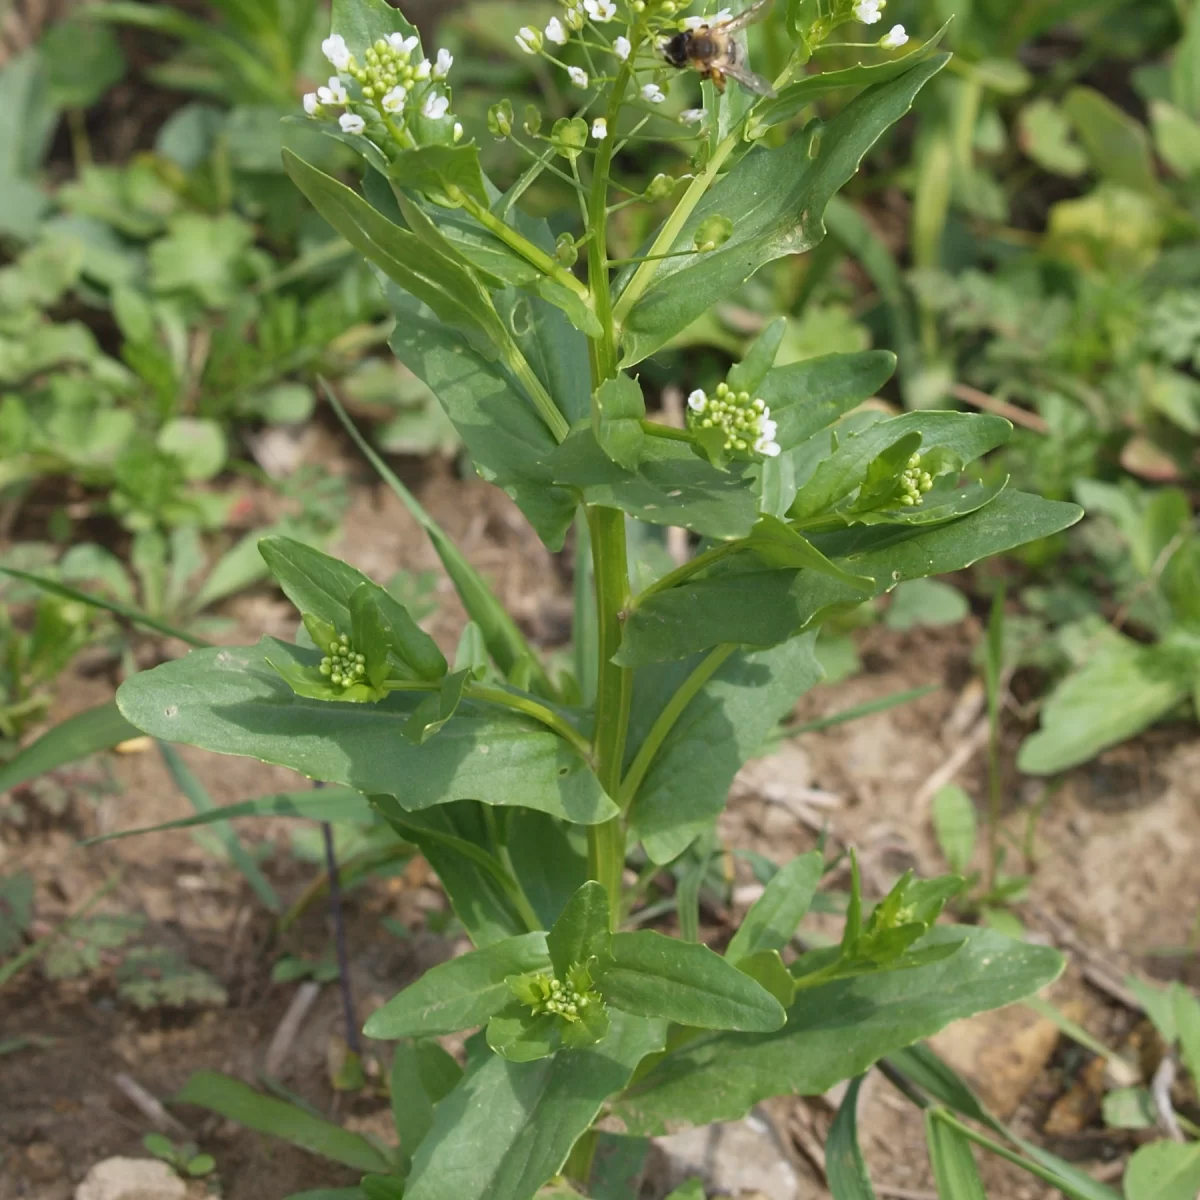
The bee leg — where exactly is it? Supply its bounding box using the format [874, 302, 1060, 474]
[711, 67, 727, 93]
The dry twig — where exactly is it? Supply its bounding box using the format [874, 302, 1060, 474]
[112, 1073, 189, 1137]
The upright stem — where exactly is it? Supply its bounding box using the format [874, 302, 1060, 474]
[584, 66, 636, 926]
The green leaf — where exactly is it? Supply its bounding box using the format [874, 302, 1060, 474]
[550, 428, 759, 543]
[0, 700, 139, 795]
[617, 55, 949, 366]
[405, 1013, 665, 1200]
[365, 933, 550, 1039]
[387, 291, 577, 550]
[1019, 98, 1088, 177]
[1102, 1087, 1156, 1130]
[486, 1009, 563, 1062]
[733, 949, 795, 1009]
[547, 882, 611, 977]
[260, 537, 446, 682]
[176, 1072, 391, 1172]
[332, 0, 418, 49]
[925, 1113, 986, 1199]
[390, 145, 488, 208]
[755, 21, 953, 131]
[663, 1183, 705, 1200]
[826, 1076, 876, 1200]
[608, 927, 1062, 1135]
[1124, 1142, 1200, 1200]
[158, 742, 281, 914]
[592, 374, 646, 471]
[727, 318, 787, 395]
[156, 417, 227, 482]
[41, 19, 126, 109]
[885, 579, 969, 631]
[404, 671, 470, 744]
[391, 1040, 464, 1158]
[325, 389, 556, 698]
[115, 640, 616, 825]
[1173, 984, 1200, 1084]
[1018, 635, 1194, 774]
[598, 931, 785, 1032]
[931, 786, 977, 874]
[283, 150, 507, 357]
[0, 872, 34, 958]
[1063, 86, 1158, 194]
[726, 851, 823, 963]
[506, 811, 589, 931]
[627, 633, 824, 863]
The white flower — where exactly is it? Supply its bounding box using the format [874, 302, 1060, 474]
[853, 0, 884, 23]
[564, 3, 586, 29]
[388, 32, 420, 54]
[317, 76, 348, 105]
[880, 23, 908, 48]
[322, 33, 352, 70]
[453, 121, 464, 142]
[759, 417, 778, 441]
[302, 92, 320, 115]
[682, 8, 730, 28]
[591, 116, 608, 139]
[614, 34, 631, 60]
[584, 0, 617, 22]
[567, 65, 589, 88]
[381, 85, 407, 113]
[413, 58, 432, 79]
[687, 389, 708, 412]
[515, 25, 543, 53]
[434, 48, 454, 78]
[546, 17, 569, 43]
[339, 112, 366, 134]
[641, 82, 665, 103]
[680, 107, 705, 124]
[756, 438, 782, 457]
[422, 91, 450, 120]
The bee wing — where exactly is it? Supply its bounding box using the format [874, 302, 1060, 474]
[720, 0, 774, 35]
[721, 58, 777, 97]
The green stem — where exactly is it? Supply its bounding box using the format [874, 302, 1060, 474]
[617, 645, 734, 808]
[459, 191, 592, 305]
[503, 345, 572, 444]
[586, 507, 633, 928]
[634, 540, 744, 605]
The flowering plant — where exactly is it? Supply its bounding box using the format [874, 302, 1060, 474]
[110, 0, 1086, 1194]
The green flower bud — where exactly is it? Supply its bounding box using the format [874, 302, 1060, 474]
[550, 115, 589, 161]
[487, 99, 514, 137]
[554, 232, 579, 266]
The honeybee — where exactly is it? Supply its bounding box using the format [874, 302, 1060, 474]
[662, 0, 777, 97]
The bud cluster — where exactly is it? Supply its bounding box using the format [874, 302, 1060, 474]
[511, 963, 602, 1024]
[318, 632, 368, 690]
[687, 381, 781, 458]
[899, 452, 933, 506]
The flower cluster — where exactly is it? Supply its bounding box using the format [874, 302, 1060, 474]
[302, 31, 462, 147]
[687, 382, 781, 458]
[318, 632, 368, 690]
[511, 964, 600, 1024]
[898, 452, 934, 506]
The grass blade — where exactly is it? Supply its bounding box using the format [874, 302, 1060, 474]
[789, 686, 937, 735]
[827, 1075, 877, 1199]
[0, 701, 140, 795]
[926, 1111, 987, 1199]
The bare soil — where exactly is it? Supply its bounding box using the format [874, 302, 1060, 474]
[4, 449, 1199, 1199]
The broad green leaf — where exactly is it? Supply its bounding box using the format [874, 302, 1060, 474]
[405, 1013, 665, 1200]
[550, 428, 759, 542]
[158, 742, 281, 914]
[283, 150, 507, 357]
[617, 55, 949, 366]
[331, 0, 418, 50]
[0, 700, 139, 795]
[1102, 1087, 1156, 1130]
[588, 1134, 650, 1200]
[260, 537, 446, 682]
[325, 390, 556, 697]
[592, 374, 646, 471]
[1151, 102, 1200, 178]
[926, 1113, 987, 1199]
[826, 1076, 876, 1200]
[885, 579, 969, 630]
[404, 671, 470, 744]
[390, 145, 488, 208]
[931, 785, 977, 874]
[726, 851, 823, 963]
[391, 1040, 463, 1158]
[115, 640, 617, 825]
[1173, 985, 1200, 1084]
[1063, 87, 1158, 194]
[734, 949, 795, 1008]
[364, 933, 550, 1038]
[1018, 635, 1194, 774]
[506, 811, 588, 931]
[663, 1183, 705, 1200]
[1173, 0, 1200, 120]
[85, 787, 374, 844]
[547, 882, 611, 977]
[608, 927, 1062, 1134]
[754, 22, 953, 130]
[600, 931, 785, 1032]
[176, 1072, 391, 1172]
[387, 290, 577, 551]
[627, 633, 823, 863]
[486, 1009, 563, 1062]
[727, 318, 786, 395]
[1127, 976, 1178, 1043]
[1019, 98, 1088, 177]
[1124, 1142, 1200, 1200]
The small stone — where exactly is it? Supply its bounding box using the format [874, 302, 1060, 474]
[75, 1157, 187, 1200]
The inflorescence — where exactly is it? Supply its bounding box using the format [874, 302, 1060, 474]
[687, 382, 781, 458]
[898, 453, 933, 506]
[512, 963, 602, 1024]
[318, 633, 367, 690]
